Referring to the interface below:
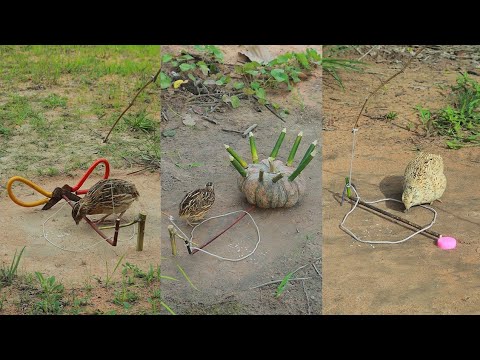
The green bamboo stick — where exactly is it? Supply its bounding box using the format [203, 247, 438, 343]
[224, 144, 248, 168]
[288, 149, 317, 181]
[229, 155, 247, 177]
[270, 128, 287, 159]
[299, 139, 318, 166]
[249, 132, 258, 164]
[287, 131, 303, 166]
[345, 177, 352, 198]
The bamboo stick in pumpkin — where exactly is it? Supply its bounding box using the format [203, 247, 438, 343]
[287, 131, 303, 166]
[249, 132, 258, 164]
[229, 155, 247, 177]
[224, 144, 248, 168]
[270, 128, 286, 159]
[288, 149, 317, 181]
[272, 173, 284, 183]
[299, 139, 318, 165]
[268, 157, 277, 173]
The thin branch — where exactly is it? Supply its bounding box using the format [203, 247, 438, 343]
[103, 67, 161, 143]
[354, 46, 425, 129]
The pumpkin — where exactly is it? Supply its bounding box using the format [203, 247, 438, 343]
[226, 129, 317, 209]
[237, 158, 306, 208]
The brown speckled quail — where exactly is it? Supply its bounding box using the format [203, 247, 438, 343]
[72, 179, 140, 225]
[179, 182, 215, 225]
[402, 152, 447, 212]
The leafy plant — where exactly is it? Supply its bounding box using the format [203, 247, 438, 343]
[161, 47, 327, 116]
[113, 276, 138, 309]
[321, 57, 364, 90]
[35, 272, 64, 314]
[416, 73, 480, 148]
[386, 111, 398, 120]
[0, 246, 26, 286]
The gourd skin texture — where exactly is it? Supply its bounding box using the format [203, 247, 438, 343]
[237, 159, 306, 208]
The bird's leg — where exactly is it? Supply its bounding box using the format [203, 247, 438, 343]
[92, 213, 112, 224]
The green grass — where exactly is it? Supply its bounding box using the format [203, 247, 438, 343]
[0, 45, 160, 178]
[0, 247, 26, 286]
[42, 93, 67, 109]
[1, 46, 160, 85]
[416, 73, 480, 148]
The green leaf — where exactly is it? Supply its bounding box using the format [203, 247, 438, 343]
[289, 69, 301, 83]
[250, 81, 260, 90]
[171, 61, 178, 67]
[255, 87, 266, 100]
[162, 54, 173, 63]
[233, 81, 245, 90]
[123, 302, 132, 309]
[197, 61, 210, 76]
[306, 48, 321, 62]
[246, 70, 260, 76]
[188, 73, 196, 82]
[162, 129, 176, 137]
[272, 102, 280, 110]
[160, 72, 172, 89]
[216, 75, 227, 86]
[276, 54, 291, 64]
[231, 95, 240, 109]
[275, 272, 294, 298]
[295, 53, 310, 69]
[270, 68, 289, 83]
[179, 54, 194, 61]
[243, 87, 255, 96]
[242, 61, 261, 71]
[179, 63, 196, 72]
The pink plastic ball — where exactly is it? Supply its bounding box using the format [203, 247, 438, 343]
[437, 236, 457, 250]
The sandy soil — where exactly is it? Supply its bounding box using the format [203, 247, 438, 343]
[160, 45, 322, 314]
[0, 168, 160, 287]
[323, 46, 480, 314]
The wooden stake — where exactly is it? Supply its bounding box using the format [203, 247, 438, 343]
[167, 225, 177, 256]
[136, 213, 147, 251]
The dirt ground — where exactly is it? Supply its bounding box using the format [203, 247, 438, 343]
[160, 45, 322, 314]
[323, 46, 480, 314]
[0, 169, 161, 314]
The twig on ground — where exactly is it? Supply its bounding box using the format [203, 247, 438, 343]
[222, 128, 243, 134]
[357, 45, 381, 61]
[312, 263, 322, 278]
[242, 124, 258, 137]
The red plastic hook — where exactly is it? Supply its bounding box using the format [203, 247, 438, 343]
[71, 158, 110, 195]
